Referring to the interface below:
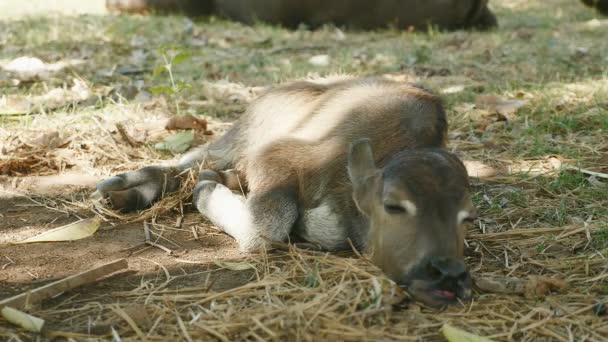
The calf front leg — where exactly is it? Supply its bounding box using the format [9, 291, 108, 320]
[193, 172, 298, 251]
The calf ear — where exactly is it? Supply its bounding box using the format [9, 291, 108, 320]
[348, 138, 377, 215]
[347, 138, 376, 182]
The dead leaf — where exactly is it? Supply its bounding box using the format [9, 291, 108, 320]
[0, 95, 32, 115]
[475, 95, 527, 121]
[0, 156, 60, 176]
[15, 217, 101, 244]
[154, 131, 194, 153]
[214, 260, 256, 271]
[1, 307, 45, 332]
[474, 276, 525, 294]
[441, 324, 494, 342]
[308, 54, 330, 67]
[0, 56, 85, 80]
[28, 131, 69, 149]
[474, 275, 566, 298]
[507, 156, 562, 176]
[463, 160, 499, 178]
[202, 80, 266, 104]
[524, 276, 567, 298]
[165, 115, 209, 132]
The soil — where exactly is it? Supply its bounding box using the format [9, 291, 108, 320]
[0, 193, 249, 301]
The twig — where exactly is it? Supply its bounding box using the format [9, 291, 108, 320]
[115, 122, 141, 147]
[145, 241, 173, 255]
[0, 259, 128, 310]
[191, 226, 199, 240]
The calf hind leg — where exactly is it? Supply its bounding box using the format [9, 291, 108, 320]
[193, 174, 298, 251]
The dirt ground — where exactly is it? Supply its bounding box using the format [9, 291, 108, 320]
[1, 0, 608, 340]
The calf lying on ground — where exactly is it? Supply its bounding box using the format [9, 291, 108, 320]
[95, 76, 476, 307]
[106, 0, 497, 31]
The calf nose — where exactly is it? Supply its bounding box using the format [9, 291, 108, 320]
[428, 256, 467, 280]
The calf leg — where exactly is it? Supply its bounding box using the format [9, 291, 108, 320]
[193, 175, 298, 252]
[94, 122, 243, 212]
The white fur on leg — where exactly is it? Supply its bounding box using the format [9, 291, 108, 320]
[201, 184, 261, 251]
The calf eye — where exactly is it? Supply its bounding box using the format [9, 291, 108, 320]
[384, 203, 406, 214]
[457, 210, 477, 224]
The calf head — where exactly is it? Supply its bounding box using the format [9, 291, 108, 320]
[348, 139, 475, 308]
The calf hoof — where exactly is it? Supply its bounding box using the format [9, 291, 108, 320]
[94, 165, 181, 212]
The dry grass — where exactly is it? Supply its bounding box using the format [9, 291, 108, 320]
[1, 0, 608, 340]
[4, 241, 607, 341]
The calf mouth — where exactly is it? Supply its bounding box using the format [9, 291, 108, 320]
[400, 273, 472, 308]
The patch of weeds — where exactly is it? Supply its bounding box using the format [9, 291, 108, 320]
[536, 242, 546, 254]
[538, 198, 571, 227]
[592, 226, 608, 250]
[547, 171, 589, 192]
[535, 111, 608, 136]
[302, 261, 321, 288]
[150, 44, 192, 114]
[472, 187, 528, 215]
[357, 278, 383, 311]
[404, 45, 432, 66]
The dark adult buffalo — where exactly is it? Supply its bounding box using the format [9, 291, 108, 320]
[581, 0, 608, 15]
[106, 0, 498, 30]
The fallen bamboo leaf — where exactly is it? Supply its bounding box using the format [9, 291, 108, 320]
[474, 275, 566, 298]
[1, 307, 45, 332]
[0, 259, 128, 310]
[15, 217, 101, 244]
[154, 130, 194, 153]
[0, 56, 85, 79]
[214, 260, 256, 271]
[561, 165, 608, 179]
[441, 324, 494, 342]
[463, 160, 499, 178]
[474, 277, 524, 294]
[475, 95, 527, 117]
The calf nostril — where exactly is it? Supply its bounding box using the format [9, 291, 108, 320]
[428, 257, 467, 279]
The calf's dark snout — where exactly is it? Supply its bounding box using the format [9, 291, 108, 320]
[428, 256, 468, 280]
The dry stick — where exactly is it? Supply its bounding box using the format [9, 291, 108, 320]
[176, 311, 194, 342]
[144, 221, 173, 254]
[0, 259, 128, 310]
[115, 122, 140, 147]
[175, 216, 184, 228]
[468, 226, 584, 240]
[110, 304, 145, 339]
[91, 116, 130, 163]
[191, 226, 200, 240]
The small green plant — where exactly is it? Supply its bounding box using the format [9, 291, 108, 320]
[303, 261, 321, 288]
[536, 242, 546, 254]
[592, 226, 608, 250]
[151, 44, 191, 114]
[404, 45, 432, 66]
